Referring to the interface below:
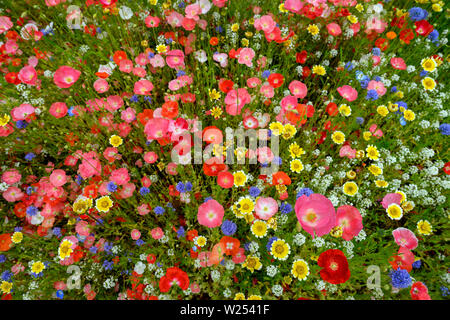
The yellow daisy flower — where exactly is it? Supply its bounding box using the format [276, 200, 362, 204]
[243, 255, 262, 272]
[417, 220, 432, 235]
[290, 159, 304, 173]
[11, 232, 23, 244]
[331, 131, 345, 144]
[233, 171, 247, 187]
[238, 197, 255, 214]
[0, 281, 12, 294]
[270, 239, 290, 260]
[109, 135, 123, 147]
[422, 77, 436, 91]
[366, 145, 379, 160]
[95, 195, 113, 213]
[31, 261, 45, 275]
[343, 181, 358, 196]
[251, 220, 268, 238]
[421, 58, 436, 72]
[387, 203, 403, 220]
[291, 259, 309, 280]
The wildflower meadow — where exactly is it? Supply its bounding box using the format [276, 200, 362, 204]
[0, 0, 449, 301]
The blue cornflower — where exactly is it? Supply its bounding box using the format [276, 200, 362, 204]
[297, 188, 313, 198]
[400, 117, 407, 126]
[372, 47, 381, 56]
[360, 79, 369, 89]
[428, 29, 439, 42]
[25, 152, 36, 161]
[412, 260, 421, 269]
[266, 237, 278, 251]
[176, 226, 185, 238]
[176, 70, 186, 77]
[409, 7, 427, 21]
[144, 96, 152, 103]
[165, 38, 173, 44]
[56, 290, 64, 299]
[391, 86, 397, 93]
[216, 26, 223, 33]
[16, 120, 28, 129]
[148, 52, 155, 59]
[52, 227, 61, 237]
[140, 187, 150, 195]
[75, 175, 83, 185]
[107, 181, 117, 193]
[136, 239, 144, 246]
[389, 269, 412, 288]
[130, 95, 139, 102]
[262, 70, 271, 79]
[26, 186, 35, 195]
[355, 70, 364, 81]
[244, 242, 251, 251]
[204, 197, 213, 203]
[344, 62, 354, 71]
[356, 117, 364, 125]
[89, 246, 98, 254]
[68, 107, 76, 116]
[0, 255, 6, 263]
[249, 187, 261, 197]
[280, 202, 292, 214]
[176, 182, 186, 193]
[103, 260, 113, 271]
[154, 206, 165, 215]
[273, 156, 282, 166]
[221, 220, 237, 236]
[439, 123, 450, 135]
[441, 286, 449, 297]
[96, 27, 102, 33]
[178, 1, 185, 8]
[420, 70, 428, 77]
[1, 270, 12, 281]
[184, 182, 192, 192]
[366, 89, 378, 100]
[104, 242, 113, 254]
[374, 76, 381, 82]
[26, 206, 38, 217]
[14, 227, 22, 232]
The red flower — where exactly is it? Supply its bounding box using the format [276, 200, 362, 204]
[159, 267, 189, 293]
[410, 282, 431, 300]
[326, 102, 338, 116]
[268, 73, 284, 88]
[218, 79, 234, 93]
[296, 50, 307, 64]
[399, 28, 414, 44]
[318, 249, 351, 284]
[415, 20, 434, 37]
[443, 162, 450, 175]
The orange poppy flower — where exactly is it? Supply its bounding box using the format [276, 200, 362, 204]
[272, 171, 292, 186]
[209, 37, 219, 46]
[113, 50, 127, 65]
[219, 236, 240, 256]
[161, 101, 179, 119]
[0, 234, 12, 252]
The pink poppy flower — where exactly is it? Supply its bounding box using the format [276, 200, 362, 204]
[198, 251, 213, 267]
[53, 66, 81, 88]
[11, 104, 35, 121]
[133, 79, 154, 95]
[217, 171, 234, 189]
[75, 220, 90, 237]
[119, 59, 133, 73]
[150, 54, 165, 68]
[288, 80, 307, 99]
[132, 67, 146, 78]
[2, 169, 21, 185]
[339, 145, 356, 159]
[295, 193, 336, 238]
[238, 48, 255, 67]
[259, 15, 276, 33]
[213, 52, 228, 68]
[197, 199, 224, 228]
[225, 88, 251, 115]
[110, 168, 130, 186]
[49, 102, 68, 118]
[212, 0, 228, 8]
[381, 193, 402, 209]
[49, 169, 67, 187]
[257, 146, 274, 164]
[119, 182, 135, 199]
[284, 0, 303, 13]
[185, 3, 201, 19]
[5, 40, 19, 55]
[144, 118, 170, 140]
[392, 228, 418, 250]
[254, 197, 278, 220]
[369, 124, 384, 138]
[327, 23, 342, 36]
[93, 78, 109, 93]
[131, 229, 141, 240]
[151, 227, 164, 240]
[247, 77, 261, 88]
[144, 151, 159, 164]
[182, 17, 197, 31]
[367, 80, 386, 97]
[135, 53, 149, 66]
[145, 15, 160, 28]
[335, 205, 363, 241]
[337, 85, 358, 102]
[166, 49, 185, 69]
[106, 95, 124, 112]
[18, 65, 37, 86]
[3, 186, 24, 202]
[0, 16, 13, 34]
[137, 204, 150, 216]
[391, 57, 406, 70]
[372, 55, 381, 66]
[121, 107, 136, 123]
[78, 153, 102, 179]
[260, 84, 274, 98]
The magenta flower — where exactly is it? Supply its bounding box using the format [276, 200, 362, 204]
[337, 85, 358, 102]
[53, 66, 81, 88]
[197, 199, 224, 228]
[295, 193, 336, 238]
[393, 228, 418, 250]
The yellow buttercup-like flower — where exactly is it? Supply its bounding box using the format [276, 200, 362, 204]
[422, 77, 436, 91]
[233, 171, 247, 187]
[307, 24, 319, 35]
[312, 65, 326, 76]
[290, 159, 304, 173]
[59, 239, 73, 260]
[421, 58, 436, 72]
[1, 281, 13, 294]
[238, 197, 255, 214]
[366, 145, 379, 160]
[0, 114, 10, 127]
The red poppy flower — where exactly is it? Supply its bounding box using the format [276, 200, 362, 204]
[219, 79, 234, 93]
[318, 249, 351, 284]
[113, 50, 127, 66]
[399, 28, 414, 44]
[219, 236, 240, 256]
[161, 101, 179, 119]
[410, 282, 431, 300]
[326, 102, 338, 116]
[186, 230, 198, 241]
[296, 50, 307, 64]
[0, 234, 12, 252]
[443, 162, 450, 175]
[203, 160, 226, 176]
[271, 171, 291, 186]
[268, 73, 284, 88]
[414, 20, 433, 37]
[5, 72, 21, 85]
[159, 267, 189, 293]
[137, 109, 154, 125]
